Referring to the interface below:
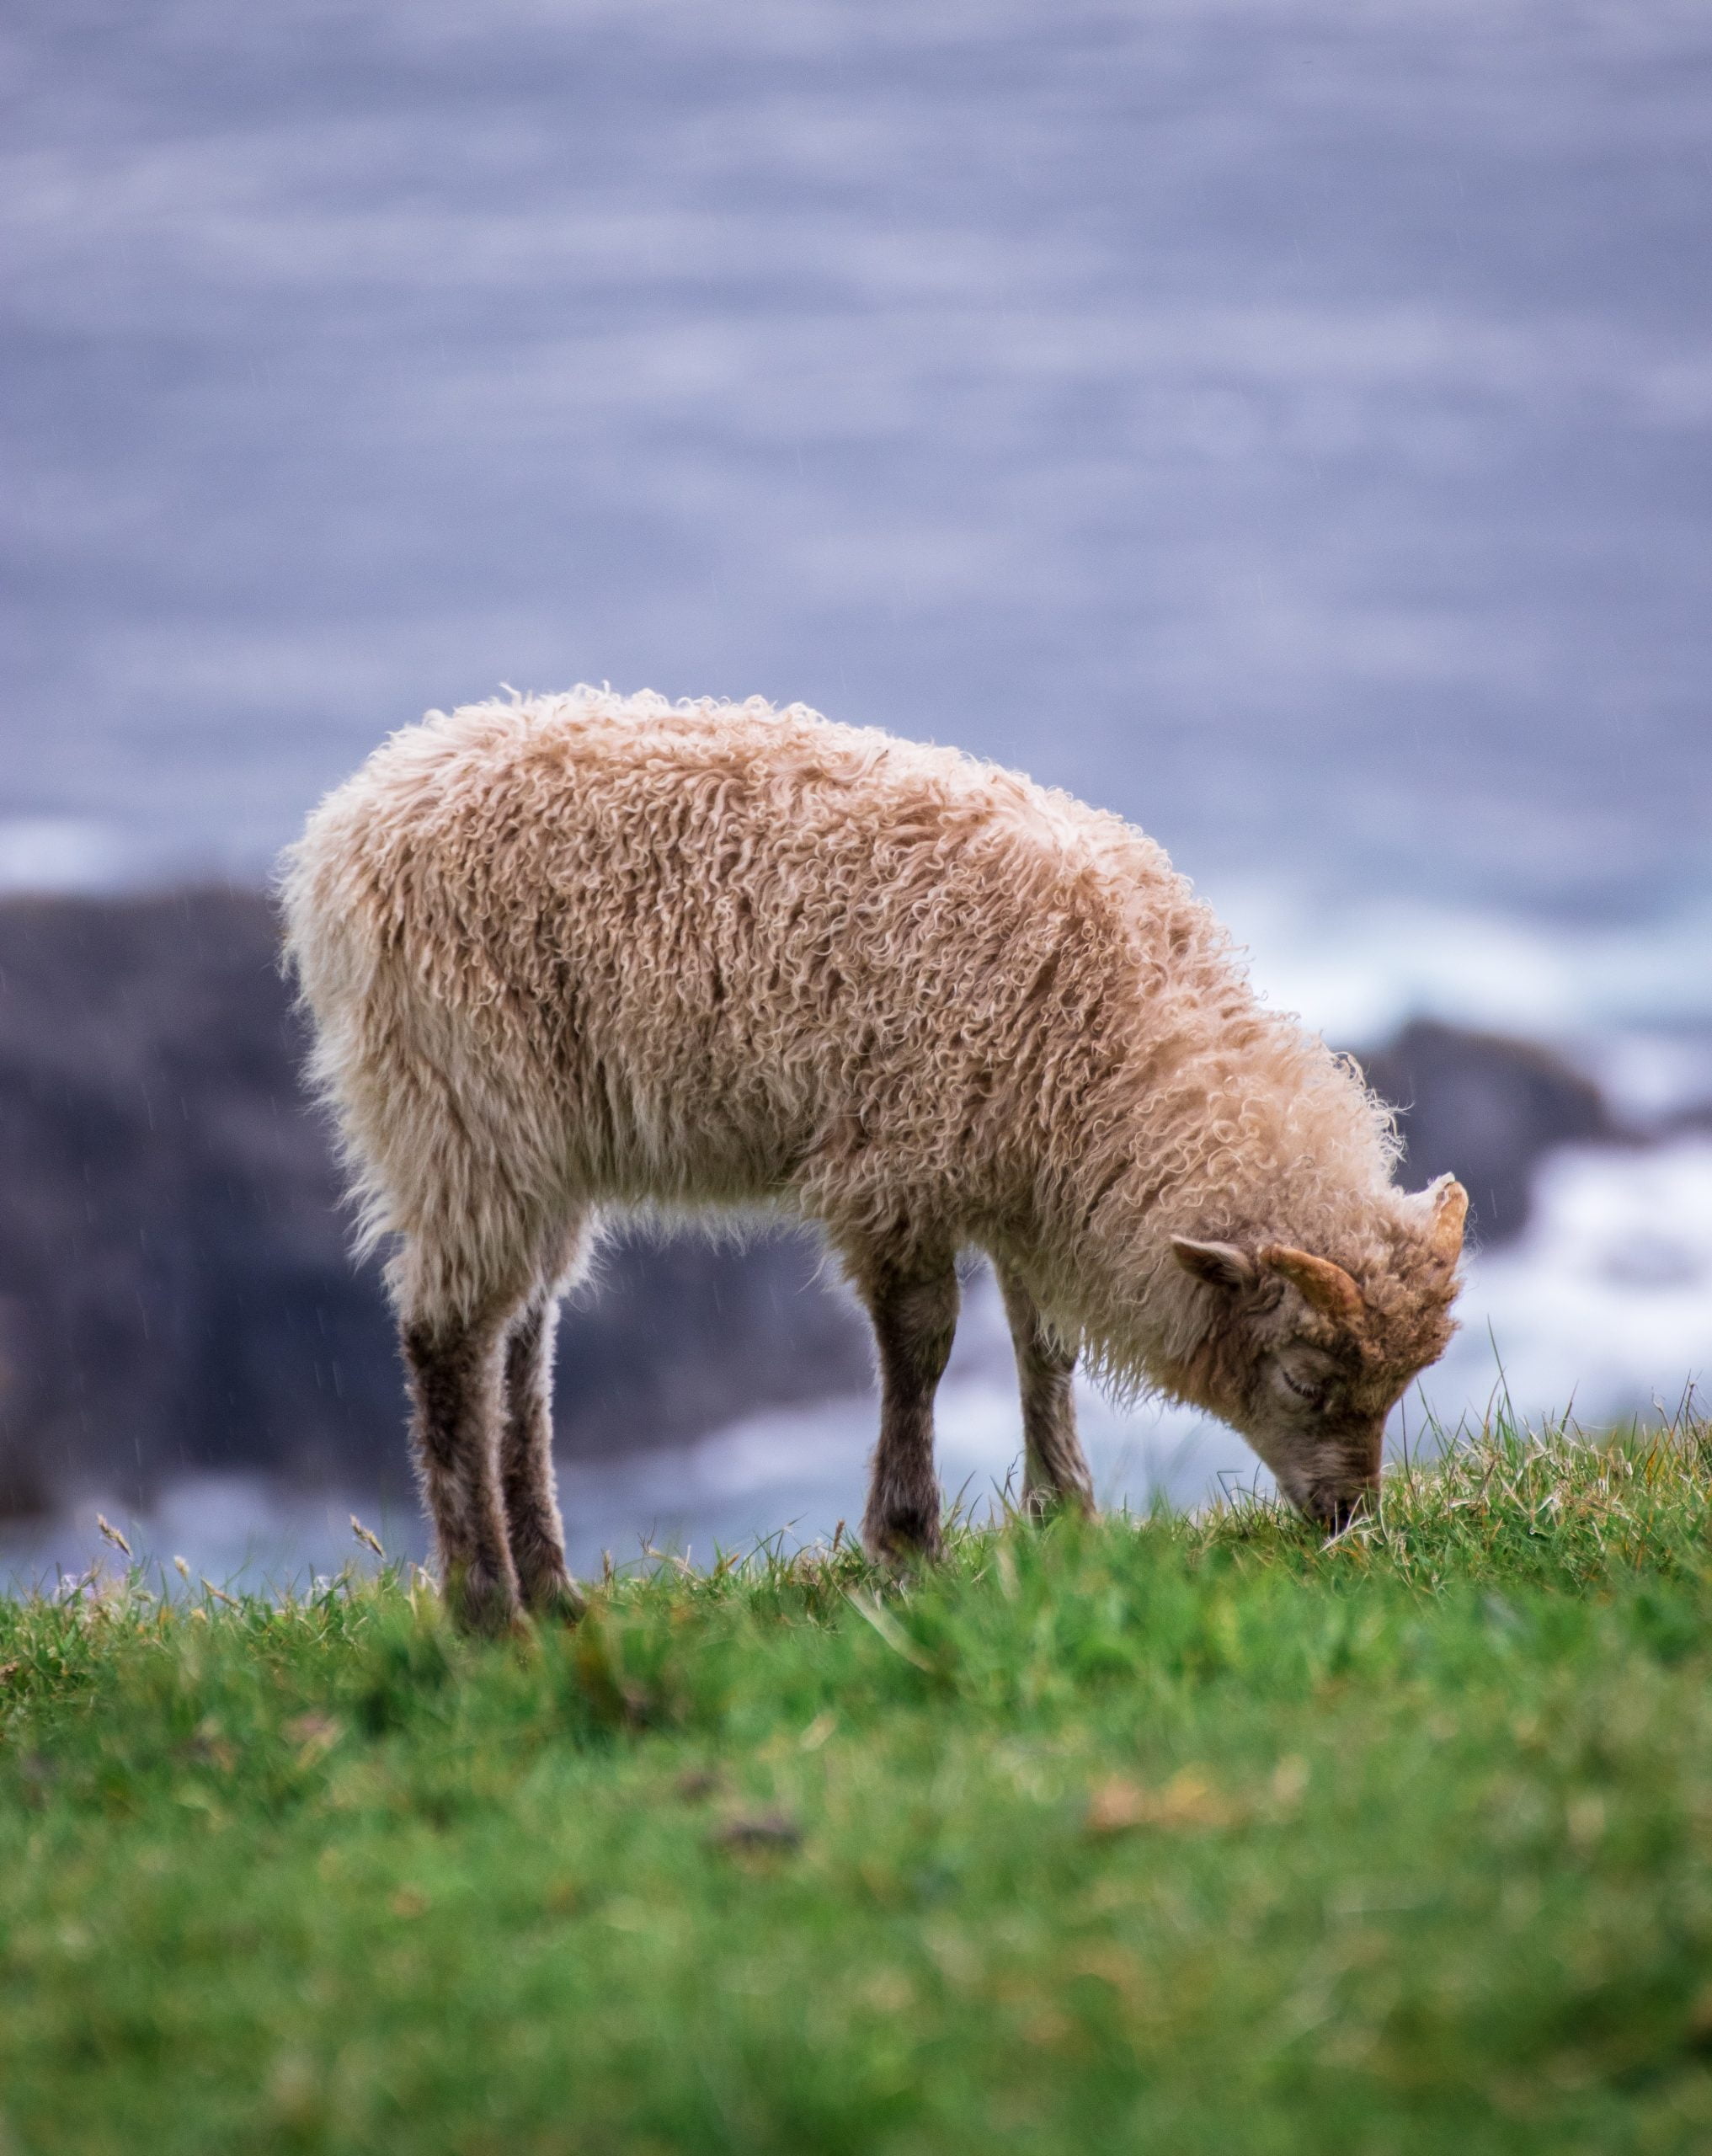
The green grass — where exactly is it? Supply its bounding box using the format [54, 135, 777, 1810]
[7, 1415, 1712, 2154]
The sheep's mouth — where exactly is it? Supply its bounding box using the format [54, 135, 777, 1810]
[1303, 1485, 1374, 1534]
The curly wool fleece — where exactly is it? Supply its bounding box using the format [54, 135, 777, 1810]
[281, 686, 1459, 1411]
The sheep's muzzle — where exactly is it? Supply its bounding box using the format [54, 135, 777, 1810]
[1304, 1478, 1379, 1534]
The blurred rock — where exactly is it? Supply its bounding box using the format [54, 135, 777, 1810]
[0, 891, 868, 1518]
[1356, 1019, 1618, 1247]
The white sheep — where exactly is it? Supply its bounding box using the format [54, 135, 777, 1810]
[281, 688, 1465, 1630]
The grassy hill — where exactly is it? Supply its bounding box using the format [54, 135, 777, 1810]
[5, 1413, 1712, 2153]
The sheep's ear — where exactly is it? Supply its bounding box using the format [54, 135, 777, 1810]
[1171, 1238, 1259, 1292]
[1424, 1176, 1469, 1261]
[1259, 1244, 1364, 1324]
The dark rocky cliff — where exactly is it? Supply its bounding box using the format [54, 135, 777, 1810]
[1357, 1019, 1618, 1248]
[0, 889, 1633, 1516]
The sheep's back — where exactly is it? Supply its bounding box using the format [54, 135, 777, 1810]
[284, 691, 1202, 1234]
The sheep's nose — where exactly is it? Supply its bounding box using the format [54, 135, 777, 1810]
[1311, 1485, 1373, 1534]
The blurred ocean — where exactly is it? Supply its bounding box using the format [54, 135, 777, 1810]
[5, 3, 1709, 911]
[2, 1, 1708, 1585]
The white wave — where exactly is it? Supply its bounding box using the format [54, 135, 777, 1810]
[1417, 1136, 1712, 1433]
[0, 818, 140, 895]
[1210, 882, 1712, 1046]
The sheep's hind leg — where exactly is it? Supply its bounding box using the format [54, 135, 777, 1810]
[856, 1255, 960, 1566]
[500, 1286, 586, 1621]
[996, 1262, 1094, 1520]
[401, 1307, 521, 1636]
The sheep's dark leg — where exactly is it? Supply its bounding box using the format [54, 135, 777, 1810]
[857, 1256, 960, 1565]
[996, 1262, 1094, 1519]
[401, 1311, 520, 1635]
[499, 1292, 585, 1620]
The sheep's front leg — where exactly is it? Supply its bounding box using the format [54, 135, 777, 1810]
[499, 1295, 585, 1620]
[858, 1257, 960, 1565]
[996, 1262, 1094, 1519]
[401, 1314, 521, 1635]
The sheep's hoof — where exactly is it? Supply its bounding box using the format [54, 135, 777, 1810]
[1022, 1484, 1096, 1525]
[861, 1518, 944, 1577]
[445, 1566, 525, 1639]
[525, 1573, 588, 1627]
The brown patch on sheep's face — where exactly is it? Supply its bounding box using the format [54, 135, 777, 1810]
[1167, 1180, 1466, 1530]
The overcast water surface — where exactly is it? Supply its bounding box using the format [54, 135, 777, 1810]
[4, 1, 1710, 984]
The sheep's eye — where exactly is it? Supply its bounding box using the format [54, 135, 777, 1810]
[1277, 1366, 1323, 1407]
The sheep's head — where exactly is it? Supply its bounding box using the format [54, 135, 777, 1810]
[1166, 1177, 1468, 1531]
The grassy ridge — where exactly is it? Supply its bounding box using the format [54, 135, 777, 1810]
[4, 1418, 1712, 2153]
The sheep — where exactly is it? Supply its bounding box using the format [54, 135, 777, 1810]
[280, 687, 1467, 1631]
